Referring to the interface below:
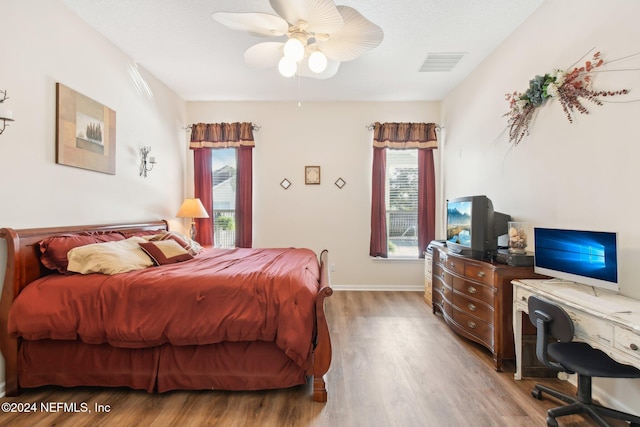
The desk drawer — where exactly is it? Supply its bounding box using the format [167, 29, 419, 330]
[614, 326, 640, 363]
[514, 286, 533, 307]
[566, 308, 614, 347]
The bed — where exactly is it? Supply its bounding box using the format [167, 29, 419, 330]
[0, 221, 333, 402]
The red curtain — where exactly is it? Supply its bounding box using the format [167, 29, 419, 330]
[194, 148, 214, 246]
[418, 149, 436, 257]
[370, 122, 438, 258]
[369, 146, 388, 257]
[190, 122, 255, 247]
[235, 145, 253, 248]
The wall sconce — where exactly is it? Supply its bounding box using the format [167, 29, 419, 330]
[139, 146, 156, 178]
[0, 90, 15, 135]
[176, 198, 210, 240]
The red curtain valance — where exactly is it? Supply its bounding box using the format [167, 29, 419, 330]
[189, 122, 255, 149]
[372, 122, 438, 149]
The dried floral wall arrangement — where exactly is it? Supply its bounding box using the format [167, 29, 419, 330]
[503, 49, 634, 146]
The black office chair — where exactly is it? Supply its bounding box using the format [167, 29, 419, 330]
[528, 295, 640, 427]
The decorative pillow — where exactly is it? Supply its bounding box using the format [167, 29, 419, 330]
[120, 229, 166, 239]
[139, 240, 194, 265]
[149, 231, 204, 255]
[39, 232, 125, 274]
[67, 237, 154, 275]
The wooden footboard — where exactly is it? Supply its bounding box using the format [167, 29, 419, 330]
[311, 249, 334, 402]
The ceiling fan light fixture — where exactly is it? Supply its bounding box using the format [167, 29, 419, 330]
[308, 50, 328, 73]
[283, 35, 306, 61]
[278, 56, 297, 77]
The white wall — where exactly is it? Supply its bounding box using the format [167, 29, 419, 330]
[0, 0, 187, 229]
[0, 0, 187, 393]
[188, 101, 440, 289]
[441, 0, 640, 415]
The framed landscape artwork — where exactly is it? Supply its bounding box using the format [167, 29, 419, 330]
[56, 83, 116, 174]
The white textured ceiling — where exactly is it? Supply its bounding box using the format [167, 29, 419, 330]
[60, 0, 544, 102]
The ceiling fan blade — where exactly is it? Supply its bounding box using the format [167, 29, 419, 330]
[212, 12, 288, 37]
[270, 0, 343, 34]
[298, 58, 340, 79]
[244, 42, 285, 68]
[316, 6, 383, 62]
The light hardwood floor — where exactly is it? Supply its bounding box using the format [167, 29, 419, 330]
[0, 291, 627, 426]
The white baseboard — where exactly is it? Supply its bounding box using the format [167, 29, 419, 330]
[330, 283, 423, 292]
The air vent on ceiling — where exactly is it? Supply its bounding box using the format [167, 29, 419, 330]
[419, 52, 466, 72]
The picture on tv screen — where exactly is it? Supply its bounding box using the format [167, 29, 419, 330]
[447, 200, 472, 247]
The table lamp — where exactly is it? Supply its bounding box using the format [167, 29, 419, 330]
[176, 198, 209, 240]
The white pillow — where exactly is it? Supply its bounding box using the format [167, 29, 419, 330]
[67, 236, 154, 275]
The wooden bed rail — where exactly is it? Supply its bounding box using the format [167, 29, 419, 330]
[312, 249, 334, 402]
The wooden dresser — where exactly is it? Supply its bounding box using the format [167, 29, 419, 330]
[431, 246, 541, 371]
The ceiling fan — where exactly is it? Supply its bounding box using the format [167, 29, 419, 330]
[212, 0, 384, 79]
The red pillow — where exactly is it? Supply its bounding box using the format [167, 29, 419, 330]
[139, 240, 193, 265]
[149, 231, 201, 255]
[39, 232, 125, 274]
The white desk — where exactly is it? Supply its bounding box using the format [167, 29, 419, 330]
[512, 279, 640, 380]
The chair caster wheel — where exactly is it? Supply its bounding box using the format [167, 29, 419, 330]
[531, 388, 542, 400]
[546, 416, 558, 427]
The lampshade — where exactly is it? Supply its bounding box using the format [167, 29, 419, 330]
[283, 37, 305, 62]
[308, 51, 328, 73]
[278, 56, 297, 78]
[176, 198, 209, 219]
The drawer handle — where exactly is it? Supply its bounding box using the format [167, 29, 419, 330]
[477, 271, 485, 278]
[468, 286, 477, 294]
[441, 272, 445, 279]
[631, 343, 638, 351]
[449, 262, 455, 269]
[521, 296, 527, 301]
[467, 321, 476, 329]
[468, 303, 476, 312]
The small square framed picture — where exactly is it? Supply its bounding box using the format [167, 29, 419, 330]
[305, 166, 321, 185]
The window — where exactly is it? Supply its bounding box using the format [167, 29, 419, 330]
[386, 149, 419, 258]
[212, 148, 236, 248]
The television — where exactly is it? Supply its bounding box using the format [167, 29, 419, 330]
[534, 228, 619, 292]
[446, 195, 510, 260]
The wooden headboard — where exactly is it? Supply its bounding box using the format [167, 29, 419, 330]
[0, 220, 168, 298]
[0, 220, 168, 394]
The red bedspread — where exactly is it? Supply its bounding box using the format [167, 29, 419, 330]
[9, 248, 320, 367]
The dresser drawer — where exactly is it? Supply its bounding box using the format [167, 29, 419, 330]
[443, 256, 465, 276]
[435, 249, 447, 264]
[425, 256, 432, 274]
[433, 264, 453, 286]
[452, 276, 494, 306]
[613, 326, 640, 363]
[452, 307, 494, 347]
[433, 276, 452, 303]
[453, 292, 494, 324]
[465, 262, 494, 286]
